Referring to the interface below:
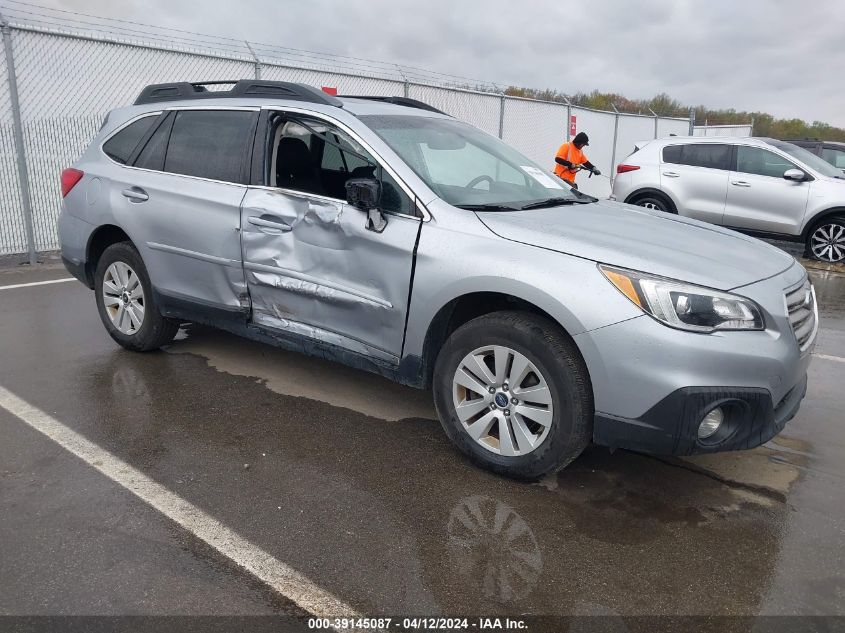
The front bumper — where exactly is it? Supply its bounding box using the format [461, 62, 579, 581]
[593, 373, 807, 455]
[575, 260, 814, 456]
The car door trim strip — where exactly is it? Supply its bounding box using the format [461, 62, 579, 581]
[147, 241, 241, 268]
[243, 261, 393, 309]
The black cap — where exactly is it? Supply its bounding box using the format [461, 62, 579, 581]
[573, 132, 589, 146]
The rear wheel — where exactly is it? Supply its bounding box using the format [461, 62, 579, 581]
[433, 312, 593, 480]
[806, 217, 845, 263]
[94, 242, 179, 351]
[630, 192, 675, 214]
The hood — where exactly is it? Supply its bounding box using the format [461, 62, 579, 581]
[476, 200, 795, 290]
[816, 173, 845, 185]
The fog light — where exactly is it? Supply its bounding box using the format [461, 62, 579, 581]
[698, 408, 724, 440]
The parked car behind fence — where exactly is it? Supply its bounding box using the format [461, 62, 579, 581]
[612, 136, 845, 263]
[785, 139, 845, 174]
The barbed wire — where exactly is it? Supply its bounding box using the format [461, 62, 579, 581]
[0, 0, 502, 90]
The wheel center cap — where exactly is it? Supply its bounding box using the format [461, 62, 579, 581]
[121, 292, 130, 304]
[494, 393, 509, 408]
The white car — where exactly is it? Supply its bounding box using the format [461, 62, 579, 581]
[611, 136, 845, 262]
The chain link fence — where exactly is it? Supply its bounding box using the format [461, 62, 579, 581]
[0, 15, 695, 258]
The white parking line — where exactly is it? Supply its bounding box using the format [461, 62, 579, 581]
[814, 353, 845, 364]
[0, 384, 358, 619]
[0, 278, 74, 291]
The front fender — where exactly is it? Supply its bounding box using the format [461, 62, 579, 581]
[402, 217, 642, 360]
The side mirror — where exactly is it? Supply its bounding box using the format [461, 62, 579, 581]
[345, 178, 387, 233]
[783, 168, 807, 182]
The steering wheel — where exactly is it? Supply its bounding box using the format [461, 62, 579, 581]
[466, 175, 494, 189]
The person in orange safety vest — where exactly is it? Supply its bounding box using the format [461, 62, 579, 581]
[554, 132, 600, 188]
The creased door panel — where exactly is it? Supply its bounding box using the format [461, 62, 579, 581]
[241, 188, 420, 359]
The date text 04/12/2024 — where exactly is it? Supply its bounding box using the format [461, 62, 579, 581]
[307, 617, 528, 630]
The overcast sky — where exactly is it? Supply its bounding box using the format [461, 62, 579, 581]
[38, 0, 845, 127]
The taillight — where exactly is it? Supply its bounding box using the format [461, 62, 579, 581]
[616, 164, 641, 174]
[61, 168, 84, 198]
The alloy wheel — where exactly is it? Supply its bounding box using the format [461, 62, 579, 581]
[452, 345, 554, 456]
[102, 261, 145, 335]
[810, 223, 845, 262]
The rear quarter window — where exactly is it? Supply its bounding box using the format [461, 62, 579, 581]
[662, 145, 682, 164]
[102, 115, 158, 164]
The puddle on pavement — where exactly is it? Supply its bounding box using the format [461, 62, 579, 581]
[168, 325, 437, 422]
[166, 319, 819, 515]
[74, 348, 827, 615]
[677, 436, 811, 506]
[810, 268, 845, 321]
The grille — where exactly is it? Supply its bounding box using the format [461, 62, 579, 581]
[785, 280, 817, 352]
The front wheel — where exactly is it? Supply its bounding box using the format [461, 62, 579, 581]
[94, 242, 179, 351]
[806, 217, 845, 263]
[433, 312, 593, 480]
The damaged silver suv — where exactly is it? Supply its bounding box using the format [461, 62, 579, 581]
[59, 80, 816, 479]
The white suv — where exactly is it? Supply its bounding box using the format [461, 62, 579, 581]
[611, 137, 845, 262]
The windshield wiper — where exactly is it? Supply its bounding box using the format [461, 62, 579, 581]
[455, 203, 521, 211]
[518, 197, 589, 210]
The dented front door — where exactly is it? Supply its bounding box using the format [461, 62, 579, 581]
[240, 188, 421, 360]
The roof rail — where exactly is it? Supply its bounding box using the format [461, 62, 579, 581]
[134, 80, 343, 107]
[337, 95, 448, 115]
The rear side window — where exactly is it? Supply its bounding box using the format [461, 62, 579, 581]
[163, 110, 255, 183]
[103, 115, 158, 164]
[663, 143, 730, 170]
[822, 146, 845, 169]
[681, 144, 731, 170]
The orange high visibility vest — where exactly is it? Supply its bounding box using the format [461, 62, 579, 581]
[554, 141, 587, 182]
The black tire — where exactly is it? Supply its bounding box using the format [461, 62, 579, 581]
[94, 242, 179, 351]
[805, 216, 845, 263]
[630, 192, 675, 214]
[433, 311, 593, 480]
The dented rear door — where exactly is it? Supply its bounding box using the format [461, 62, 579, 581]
[240, 187, 421, 360]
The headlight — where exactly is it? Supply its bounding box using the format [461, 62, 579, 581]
[599, 265, 764, 332]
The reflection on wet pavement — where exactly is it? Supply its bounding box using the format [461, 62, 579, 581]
[446, 496, 543, 603]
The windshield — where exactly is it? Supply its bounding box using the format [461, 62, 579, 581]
[360, 114, 580, 209]
[769, 140, 844, 179]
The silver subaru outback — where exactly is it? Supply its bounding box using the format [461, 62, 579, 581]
[58, 80, 816, 479]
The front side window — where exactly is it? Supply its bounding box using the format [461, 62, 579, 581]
[768, 140, 842, 179]
[822, 146, 845, 169]
[360, 114, 578, 210]
[162, 110, 255, 184]
[735, 146, 797, 178]
[103, 114, 158, 164]
[269, 115, 413, 215]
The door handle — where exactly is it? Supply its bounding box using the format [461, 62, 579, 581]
[662, 171, 680, 178]
[731, 181, 751, 187]
[121, 187, 148, 202]
[247, 215, 292, 232]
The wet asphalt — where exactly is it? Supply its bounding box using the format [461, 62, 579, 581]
[1, 261, 844, 618]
